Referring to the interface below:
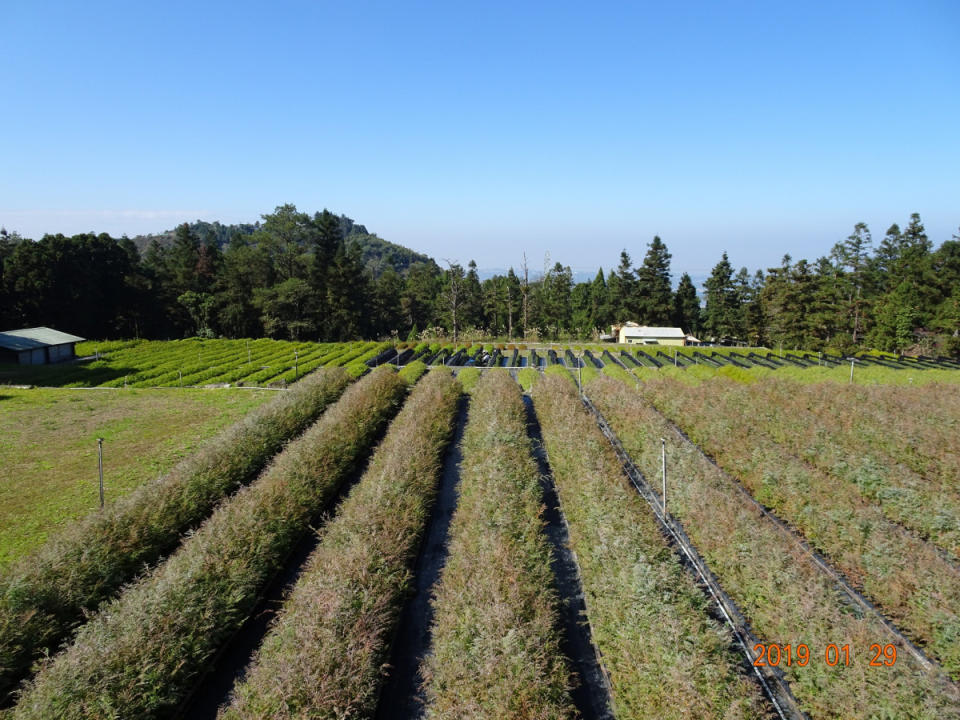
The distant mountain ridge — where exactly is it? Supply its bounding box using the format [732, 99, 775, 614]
[132, 217, 438, 278]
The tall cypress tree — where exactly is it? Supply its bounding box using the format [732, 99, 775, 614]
[610, 250, 636, 321]
[635, 235, 673, 324]
[703, 252, 738, 341]
[672, 272, 700, 334]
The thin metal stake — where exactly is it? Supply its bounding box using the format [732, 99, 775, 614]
[247, 340, 251, 364]
[295, 349, 299, 380]
[661, 438, 667, 515]
[850, 359, 855, 384]
[97, 438, 105, 509]
[178, 369, 182, 387]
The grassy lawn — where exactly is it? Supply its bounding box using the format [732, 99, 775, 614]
[0, 387, 274, 570]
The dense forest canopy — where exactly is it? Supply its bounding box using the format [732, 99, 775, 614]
[1, 205, 957, 355]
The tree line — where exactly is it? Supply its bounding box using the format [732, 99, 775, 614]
[1, 205, 957, 355]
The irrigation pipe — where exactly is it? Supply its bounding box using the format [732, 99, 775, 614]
[581, 393, 803, 720]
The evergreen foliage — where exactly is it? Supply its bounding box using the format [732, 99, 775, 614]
[1, 208, 957, 355]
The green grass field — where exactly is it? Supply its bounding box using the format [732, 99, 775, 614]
[0, 387, 273, 569]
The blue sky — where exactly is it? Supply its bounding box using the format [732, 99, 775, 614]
[2, 0, 958, 279]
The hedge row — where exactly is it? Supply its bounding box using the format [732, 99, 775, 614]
[219, 369, 460, 718]
[420, 371, 575, 718]
[530, 375, 770, 718]
[585, 374, 960, 719]
[0, 368, 353, 701]
[12, 367, 407, 719]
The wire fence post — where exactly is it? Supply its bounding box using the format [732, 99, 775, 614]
[97, 438, 105, 509]
[294, 349, 299, 380]
[247, 339, 251, 364]
[661, 438, 667, 515]
[849, 359, 855, 384]
[178, 369, 182, 387]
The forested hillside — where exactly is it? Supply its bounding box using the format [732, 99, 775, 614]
[130, 213, 435, 279]
[0, 207, 957, 355]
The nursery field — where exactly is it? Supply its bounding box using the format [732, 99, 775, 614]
[0, 387, 272, 569]
[1, 337, 959, 388]
[1, 351, 959, 719]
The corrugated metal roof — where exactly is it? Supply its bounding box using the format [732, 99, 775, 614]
[621, 326, 685, 338]
[0, 327, 86, 351]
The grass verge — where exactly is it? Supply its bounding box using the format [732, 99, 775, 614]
[0, 387, 272, 570]
[1, 370, 353, 696]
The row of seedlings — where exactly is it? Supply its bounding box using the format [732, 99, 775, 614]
[671, 376, 960, 558]
[0, 367, 354, 701]
[218, 369, 461, 718]
[419, 371, 576, 718]
[11, 367, 407, 719]
[584, 374, 960, 718]
[204, 343, 346, 386]
[634, 375, 960, 675]
[530, 374, 772, 718]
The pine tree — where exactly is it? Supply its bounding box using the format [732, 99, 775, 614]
[702, 252, 738, 341]
[635, 236, 673, 324]
[610, 250, 636, 321]
[672, 273, 700, 335]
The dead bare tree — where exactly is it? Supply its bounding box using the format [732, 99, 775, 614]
[442, 259, 464, 343]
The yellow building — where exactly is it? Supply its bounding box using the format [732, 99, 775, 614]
[617, 325, 686, 346]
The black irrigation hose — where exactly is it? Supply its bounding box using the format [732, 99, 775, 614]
[601, 351, 626, 369]
[750, 353, 784, 367]
[578, 392, 803, 720]
[776, 353, 810, 368]
[692, 351, 721, 368]
[583, 350, 603, 368]
[368, 348, 397, 367]
[592, 390, 943, 680]
[636, 350, 662, 368]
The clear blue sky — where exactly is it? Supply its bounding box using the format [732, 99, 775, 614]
[2, 0, 958, 279]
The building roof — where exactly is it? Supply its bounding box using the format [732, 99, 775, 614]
[620, 326, 685, 339]
[0, 327, 86, 351]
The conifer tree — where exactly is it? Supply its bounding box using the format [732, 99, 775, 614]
[635, 236, 673, 324]
[672, 272, 700, 334]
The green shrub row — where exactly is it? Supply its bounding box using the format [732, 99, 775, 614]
[397, 359, 428, 384]
[0, 368, 353, 701]
[585, 374, 960, 718]
[219, 370, 460, 718]
[671, 377, 960, 559]
[420, 371, 575, 718]
[11, 368, 407, 719]
[530, 375, 770, 718]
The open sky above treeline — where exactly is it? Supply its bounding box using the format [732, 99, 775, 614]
[1, 0, 958, 276]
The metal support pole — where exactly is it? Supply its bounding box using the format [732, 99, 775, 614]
[178, 370, 182, 387]
[247, 339, 251, 364]
[295, 349, 299, 380]
[849, 359, 855, 384]
[661, 438, 667, 514]
[97, 438, 105, 509]
[578, 354, 583, 395]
